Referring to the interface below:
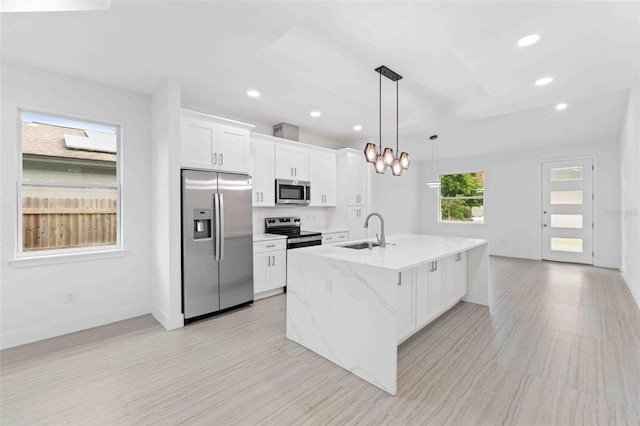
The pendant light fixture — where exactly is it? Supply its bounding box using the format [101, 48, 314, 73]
[364, 65, 410, 176]
[426, 134, 440, 187]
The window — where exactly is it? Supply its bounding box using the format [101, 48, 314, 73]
[439, 172, 484, 224]
[18, 111, 121, 255]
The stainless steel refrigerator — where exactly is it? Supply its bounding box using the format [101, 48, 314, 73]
[181, 169, 254, 322]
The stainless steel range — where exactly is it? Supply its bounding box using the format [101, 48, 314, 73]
[264, 217, 322, 249]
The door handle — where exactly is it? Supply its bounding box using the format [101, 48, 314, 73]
[218, 193, 224, 260]
[212, 153, 217, 165]
[260, 192, 263, 202]
[291, 167, 293, 176]
[213, 193, 221, 260]
[456, 252, 462, 262]
[219, 153, 223, 165]
[256, 192, 259, 202]
[272, 256, 275, 266]
[543, 224, 548, 227]
[294, 167, 297, 176]
[268, 256, 271, 267]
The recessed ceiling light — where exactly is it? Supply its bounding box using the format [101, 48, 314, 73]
[247, 90, 260, 98]
[535, 77, 554, 86]
[556, 103, 568, 111]
[353, 125, 363, 131]
[518, 34, 540, 47]
[310, 111, 321, 118]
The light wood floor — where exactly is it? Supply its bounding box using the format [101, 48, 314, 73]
[1, 257, 639, 425]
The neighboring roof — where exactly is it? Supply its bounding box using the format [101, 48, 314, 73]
[22, 122, 116, 163]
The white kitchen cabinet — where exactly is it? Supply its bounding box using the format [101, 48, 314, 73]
[181, 117, 217, 170]
[454, 251, 467, 300]
[347, 151, 367, 206]
[251, 140, 275, 206]
[275, 144, 309, 180]
[348, 206, 367, 241]
[181, 110, 252, 173]
[217, 125, 250, 174]
[322, 231, 348, 245]
[416, 260, 444, 328]
[253, 239, 287, 295]
[309, 151, 336, 206]
[444, 256, 456, 307]
[396, 270, 416, 342]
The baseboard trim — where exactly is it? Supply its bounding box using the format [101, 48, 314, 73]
[621, 271, 640, 311]
[0, 303, 152, 350]
[489, 251, 539, 261]
[254, 287, 285, 301]
[152, 309, 184, 331]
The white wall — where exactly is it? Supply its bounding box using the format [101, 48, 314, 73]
[368, 167, 421, 237]
[620, 87, 640, 308]
[418, 139, 621, 268]
[0, 61, 152, 349]
[150, 80, 184, 330]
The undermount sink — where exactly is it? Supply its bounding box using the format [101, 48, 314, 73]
[339, 242, 380, 250]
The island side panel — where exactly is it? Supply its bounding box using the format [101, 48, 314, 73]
[462, 243, 490, 306]
[286, 250, 399, 395]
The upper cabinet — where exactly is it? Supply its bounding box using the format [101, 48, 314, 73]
[275, 145, 309, 181]
[181, 109, 253, 174]
[251, 135, 275, 207]
[346, 151, 367, 206]
[308, 151, 336, 206]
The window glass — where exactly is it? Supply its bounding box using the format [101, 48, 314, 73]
[550, 190, 583, 205]
[550, 237, 583, 253]
[439, 172, 484, 223]
[20, 112, 120, 253]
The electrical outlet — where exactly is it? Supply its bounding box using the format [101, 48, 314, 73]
[65, 292, 76, 304]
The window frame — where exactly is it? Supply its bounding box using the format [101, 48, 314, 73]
[16, 109, 123, 259]
[438, 171, 485, 225]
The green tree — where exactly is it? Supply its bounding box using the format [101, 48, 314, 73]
[440, 173, 483, 221]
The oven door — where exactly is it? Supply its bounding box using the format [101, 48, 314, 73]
[276, 179, 311, 205]
[288, 236, 322, 249]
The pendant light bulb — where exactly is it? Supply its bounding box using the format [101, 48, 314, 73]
[399, 152, 410, 169]
[374, 155, 387, 174]
[383, 148, 395, 166]
[363, 142, 378, 163]
[392, 159, 403, 176]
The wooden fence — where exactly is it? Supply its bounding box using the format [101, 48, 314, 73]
[22, 197, 117, 251]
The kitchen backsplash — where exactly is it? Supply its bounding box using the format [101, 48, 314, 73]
[252, 207, 337, 233]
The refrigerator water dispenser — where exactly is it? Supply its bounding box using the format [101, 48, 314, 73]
[193, 209, 212, 240]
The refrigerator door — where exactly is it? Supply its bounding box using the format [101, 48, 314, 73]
[182, 170, 220, 319]
[218, 173, 254, 309]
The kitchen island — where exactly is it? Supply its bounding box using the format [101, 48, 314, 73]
[286, 234, 489, 395]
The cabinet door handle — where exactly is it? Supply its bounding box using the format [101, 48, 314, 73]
[430, 261, 438, 272]
[272, 256, 275, 266]
[294, 167, 297, 176]
[291, 167, 293, 176]
[256, 192, 259, 202]
[456, 252, 462, 262]
[260, 192, 264, 202]
[212, 153, 217, 165]
[219, 153, 223, 165]
[268, 256, 271, 267]
[266, 244, 276, 248]
[397, 273, 402, 286]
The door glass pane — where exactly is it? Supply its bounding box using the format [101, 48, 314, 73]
[550, 237, 583, 253]
[550, 167, 583, 182]
[551, 214, 583, 228]
[550, 190, 583, 205]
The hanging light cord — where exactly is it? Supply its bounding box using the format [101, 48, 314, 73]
[396, 79, 399, 155]
[379, 71, 382, 152]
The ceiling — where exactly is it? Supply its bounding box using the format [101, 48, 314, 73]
[1, 1, 639, 153]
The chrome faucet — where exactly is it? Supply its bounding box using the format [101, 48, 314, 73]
[364, 212, 386, 247]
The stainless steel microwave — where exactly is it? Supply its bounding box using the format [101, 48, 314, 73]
[275, 179, 311, 205]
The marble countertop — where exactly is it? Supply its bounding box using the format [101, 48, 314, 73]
[290, 234, 488, 272]
[253, 233, 287, 242]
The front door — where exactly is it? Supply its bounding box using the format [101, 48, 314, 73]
[541, 159, 593, 264]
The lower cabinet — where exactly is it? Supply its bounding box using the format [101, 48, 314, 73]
[253, 240, 287, 296]
[397, 252, 468, 343]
